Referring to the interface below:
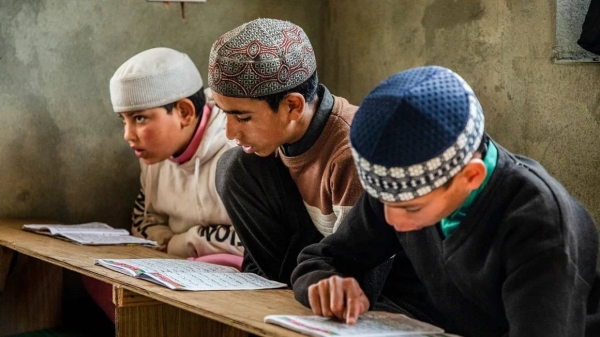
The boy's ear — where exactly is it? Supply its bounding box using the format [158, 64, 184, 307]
[461, 159, 487, 190]
[175, 98, 196, 127]
[283, 93, 305, 121]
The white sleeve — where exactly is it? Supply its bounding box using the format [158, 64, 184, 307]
[167, 224, 244, 258]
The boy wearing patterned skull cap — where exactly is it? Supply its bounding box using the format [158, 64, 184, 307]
[292, 66, 600, 336]
[209, 19, 364, 285]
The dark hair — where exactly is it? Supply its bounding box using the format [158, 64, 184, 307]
[253, 71, 319, 112]
[162, 88, 206, 118]
[476, 133, 489, 157]
[442, 133, 488, 189]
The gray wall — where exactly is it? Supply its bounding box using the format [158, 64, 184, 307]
[323, 0, 600, 225]
[0, 0, 325, 228]
[2, 0, 600, 230]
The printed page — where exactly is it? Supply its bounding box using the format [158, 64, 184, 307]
[49, 227, 129, 236]
[264, 311, 444, 337]
[140, 271, 287, 291]
[94, 258, 239, 276]
[23, 222, 113, 232]
[60, 233, 157, 246]
[95, 259, 142, 277]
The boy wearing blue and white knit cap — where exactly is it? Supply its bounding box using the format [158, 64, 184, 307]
[292, 66, 600, 336]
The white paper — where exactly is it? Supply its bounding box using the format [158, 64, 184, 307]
[23, 222, 113, 231]
[61, 233, 157, 246]
[24, 223, 157, 247]
[141, 271, 287, 290]
[95, 258, 239, 274]
[94, 258, 287, 291]
[264, 311, 445, 337]
[49, 227, 129, 236]
[95, 259, 141, 277]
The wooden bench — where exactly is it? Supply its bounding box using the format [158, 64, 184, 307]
[0, 219, 311, 336]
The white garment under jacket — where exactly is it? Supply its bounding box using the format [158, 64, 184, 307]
[133, 101, 242, 258]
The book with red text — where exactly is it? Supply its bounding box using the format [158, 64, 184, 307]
[264, 311, 461, 337]
[95, 258, 286, 291]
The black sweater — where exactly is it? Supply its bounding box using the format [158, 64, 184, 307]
[578, 0, 600, 55]
[292, 143, 600, 337]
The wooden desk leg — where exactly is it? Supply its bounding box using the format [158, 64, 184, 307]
[113, 286, 248, 337]
[0, 246, 13, 292]
[0, 249, 63, 336]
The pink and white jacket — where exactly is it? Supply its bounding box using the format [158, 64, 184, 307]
[131, 90, 242, 258]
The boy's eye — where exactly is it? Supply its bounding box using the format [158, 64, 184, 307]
[134, 116, 147, 123]
[405, 208, 421, 213]
[235, 116, 251, 123]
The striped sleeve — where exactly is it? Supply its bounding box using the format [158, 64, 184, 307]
[130, 188, 173, 247]
[131, 189, 145, 232]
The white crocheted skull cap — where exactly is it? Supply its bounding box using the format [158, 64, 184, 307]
[110, 47, 203, 113]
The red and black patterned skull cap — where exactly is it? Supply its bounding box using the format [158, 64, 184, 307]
[208, 18, 317, 98]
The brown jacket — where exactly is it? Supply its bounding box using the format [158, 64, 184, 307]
[280, 96, 363, 236]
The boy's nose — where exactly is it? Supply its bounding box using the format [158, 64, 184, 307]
[383, 205, 409, 227]
[225, 116, 239, 140]
[123, 123, 135, 142]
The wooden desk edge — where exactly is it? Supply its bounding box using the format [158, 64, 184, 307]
[0, 221, 303, 337]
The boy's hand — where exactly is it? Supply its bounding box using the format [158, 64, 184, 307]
[161, 237, 171, 252]
[307, 276, 369, 325]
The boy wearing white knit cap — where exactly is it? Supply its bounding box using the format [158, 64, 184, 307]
[84, 48, 244, 324]
[109, 47, 243, 261]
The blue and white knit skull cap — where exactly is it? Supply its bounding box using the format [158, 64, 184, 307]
[350, 66, 485, 202]
[110, 47, 203, 113]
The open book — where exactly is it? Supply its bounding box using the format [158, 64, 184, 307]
[95, 258, 287, 291]
[22, 222, 158, 247]
[264, 311, 460, 337]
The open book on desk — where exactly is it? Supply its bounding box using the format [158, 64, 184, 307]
[22, 222, 158, 247]
[95, 258, 287, 291]
[264, 311, 461, 337]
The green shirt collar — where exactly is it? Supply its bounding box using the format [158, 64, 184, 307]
[440, 141, 498, 238]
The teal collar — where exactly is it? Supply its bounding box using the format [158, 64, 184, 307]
[439, 141, 498, 238]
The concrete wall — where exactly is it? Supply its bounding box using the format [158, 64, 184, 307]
[2, 0, 599, 229]
[324, 0, 600, 223]
[0, 0, 325, 228]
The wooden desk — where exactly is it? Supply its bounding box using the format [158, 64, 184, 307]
[0, 220, 312, 336]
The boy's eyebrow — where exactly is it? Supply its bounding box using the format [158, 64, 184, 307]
[119, 110, 142, 116]
[385, 203, 423, 209]
[221, 109, 253, 115]
[214, 103, 252, 115]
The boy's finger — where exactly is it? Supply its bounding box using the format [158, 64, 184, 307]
[308, 284, 323, 316]
[329, 277, 346, 320]
[345, 297, 361, 325]
[317, 280, 333, 317]
[343, 279, 368, 325]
